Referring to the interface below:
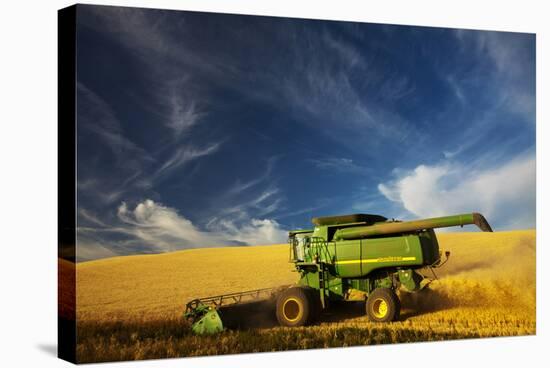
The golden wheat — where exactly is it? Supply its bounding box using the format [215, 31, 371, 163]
[76, 244, 295, 321]
[73, 230, 535, 362]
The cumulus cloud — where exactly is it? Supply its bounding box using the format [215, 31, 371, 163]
[378, 154, 535, 230]
[117, 200, 217, 249]
[206, 218, 287, 246]
[114, 199, 288, 253]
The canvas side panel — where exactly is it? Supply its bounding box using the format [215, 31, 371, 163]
[58, 4, 77, 364]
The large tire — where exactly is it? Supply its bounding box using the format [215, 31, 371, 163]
[366, 288, 400, 322]
[276, 287, 316, 327]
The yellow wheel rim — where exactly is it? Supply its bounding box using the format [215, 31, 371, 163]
[371, 298, 388, 318]
[282, 297, 303, 322]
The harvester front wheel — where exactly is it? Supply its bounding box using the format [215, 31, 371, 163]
[276, 287, 314, 327]
[366, 288, 400, 322]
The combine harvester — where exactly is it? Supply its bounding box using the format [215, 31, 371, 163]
[185, 212, 492, 334]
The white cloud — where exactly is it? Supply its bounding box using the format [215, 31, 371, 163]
[77, 83, 155, 204]
[77, 83, 153, 164]
[309, 157, 370, 175]
[216, 187, 281, 221]
[76, 157, 287, 260]
[78, 209, 108, 227]
[154, 142, 221, 180]
[113, 199, 288, 253]
[168, 93, 203, 138]
[117, 200, 217, 249]
[453, 30, 535, 123]
[157, 77, 207, 139]
[378, 154, 535, 230]
[207, 218, 287, 246]
[445, 75, 466, 105]
[275, 27, 418, 151]
[322, 31, 363, 69]
[227, 156, 278, 195]
[76, 238, 119, 262]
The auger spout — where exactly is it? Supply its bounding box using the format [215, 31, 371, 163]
[333, 212, 492, 240]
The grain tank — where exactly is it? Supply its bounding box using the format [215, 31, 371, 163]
[276, 212, 492, 325]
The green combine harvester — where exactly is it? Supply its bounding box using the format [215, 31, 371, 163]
[185, 212, 492, 333]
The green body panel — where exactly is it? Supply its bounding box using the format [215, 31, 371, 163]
[298, 271, 345, 299]
[332, 236, 424, 278]
[300, 230, 439, 279]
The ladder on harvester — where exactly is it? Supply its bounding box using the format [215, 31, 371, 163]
[308, 237, 335, 309]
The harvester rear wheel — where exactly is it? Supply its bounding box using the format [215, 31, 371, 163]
[366, 288, 400, 322]
[276, 287, 315, 327]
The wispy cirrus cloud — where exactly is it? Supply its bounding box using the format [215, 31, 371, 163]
[308, 157, 371, 175]
[77, 153, 287, 260]
[78, 208, 109, 227]
[214, 187, 281, 222]
[429, 30, 535, 168]
[77, 83, 156, 205]
[153, 142, 222, 181]
[321, 30, 364, 69]
[168, 96, 203, 138]
[445, 74, 466, 105]
[227, 156, 279, 195]
[76, 237, 119, 261]
[77, 83, 154, 166]
[274, 199, 334, 221]
[79, 6, 220, 136]
[452, 29, 535, 122]
[78, 79, 219, 202]
[269, 28, 421, 155]
[199, 156, 286, 236]
[74, 7, 535, 262]
[81, 6, 419, 155]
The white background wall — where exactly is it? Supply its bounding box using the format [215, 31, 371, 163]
[0, 0, 547, 367]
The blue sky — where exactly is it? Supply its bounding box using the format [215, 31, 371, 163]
[75, 5, 535, 261]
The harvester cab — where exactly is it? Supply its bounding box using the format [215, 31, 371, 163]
[290, 230, 312, 262]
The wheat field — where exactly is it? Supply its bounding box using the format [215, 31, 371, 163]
[71, 230, 536, 362]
